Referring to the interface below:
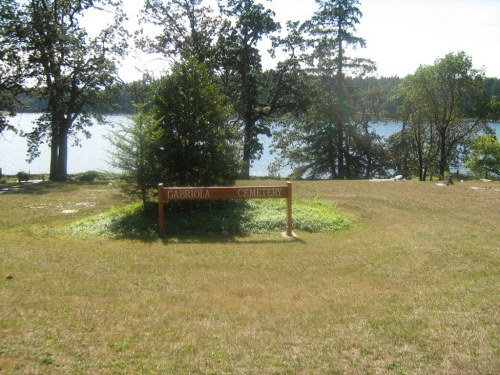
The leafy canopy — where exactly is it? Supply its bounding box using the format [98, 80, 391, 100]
[1, 0, 128, 180]
[465, 134, 500, 178]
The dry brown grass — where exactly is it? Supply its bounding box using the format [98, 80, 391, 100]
[1, 179, 499, 374]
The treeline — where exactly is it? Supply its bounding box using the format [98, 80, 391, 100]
[13, 76, 500, 119]
[11, 77, 400, 115]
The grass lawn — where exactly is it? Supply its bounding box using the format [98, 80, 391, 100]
[1, 179, 499, 374]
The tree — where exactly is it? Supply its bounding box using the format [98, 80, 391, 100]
[464, 135, 500, 178]
[107, 107, 162, 208]
[350, 77, 392, 178]
[148, 58, 241, 187]
[2, 0, 128, 181]
[137, 0, 221, 69]
[397, 52, 489, 180]
[0, 0, 23, 133]
[396, 71, 440, 180]
[305, 0, 375, 179]
[270, 0, 376, 179]
[217, 0, 279, 178]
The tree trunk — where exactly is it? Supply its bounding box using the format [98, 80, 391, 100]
[50, 131, 59, 180]
[363, 125, 372, 179]
[327, 134, 336, 179]
[241, 122, 252, 179]
[50, 115, 69, 181]
[337, 128, 345, 179]
[55, 129, 68, 181]
[401, 123, 409, 178]
[418, 153, 424, 181]
[438, 132, 447, 179]
[366, 153, 372, 179]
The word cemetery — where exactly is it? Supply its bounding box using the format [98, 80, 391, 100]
[158, 183, 293, 238]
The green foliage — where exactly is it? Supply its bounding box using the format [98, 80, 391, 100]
[72, 171, 116, 182]
[138, 0, 220, 68]
[396, 52, 489, 180]
[65, 202, 158, 239]
[106, 59, 241, 204]
[64, 198, 351, 239]
[271, 0, 378, 180]
[1, 0, 128, 180]
[17, 171, 29, 182]
[218, 0, 280, 178]
[149, 58, 241, 187]
[76, 171, 100, 182]
[0, 0, 23, 133]
[107, 109, 162, 206]
[306, 0, 375, 76]
[464, 135, 500, 178]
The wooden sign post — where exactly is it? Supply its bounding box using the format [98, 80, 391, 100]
[158, 182, 293, 238]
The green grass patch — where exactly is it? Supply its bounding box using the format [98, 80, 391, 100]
[63, 198, 351, 239]
[62, 202, 157, 239]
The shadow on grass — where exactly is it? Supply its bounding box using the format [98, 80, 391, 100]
[159, 234, 303, 245]
[94, 200, 303, 244]
[0, 181, 103, 195]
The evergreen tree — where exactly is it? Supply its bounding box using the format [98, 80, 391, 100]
[217, 0, 279, 178]
[107, 108, 162, 208]
[270, 0, 376, 179]
[149, 58, 240, 186]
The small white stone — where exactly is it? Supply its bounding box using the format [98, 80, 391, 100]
[61, 209, 78, 214]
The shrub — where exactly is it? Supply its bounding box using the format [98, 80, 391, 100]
[77, 171, 100, 182]
[17, 171, 30, 182]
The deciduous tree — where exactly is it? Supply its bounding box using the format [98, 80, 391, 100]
[464, 134, 500, 178]
[397, 52, 489, 180]
[0, 0, 23, 133]
[137, 0, 221, 69]
[1, 0, 128, 180]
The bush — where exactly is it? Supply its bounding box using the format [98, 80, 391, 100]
[17, 171, 30, 182]
[77, 171, 100, 182]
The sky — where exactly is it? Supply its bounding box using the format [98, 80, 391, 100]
[102, 0, 500, 80]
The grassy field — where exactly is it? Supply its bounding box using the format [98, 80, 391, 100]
[1, 179, 499, 374]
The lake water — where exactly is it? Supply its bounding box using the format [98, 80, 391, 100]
[0, 114, 498, 176]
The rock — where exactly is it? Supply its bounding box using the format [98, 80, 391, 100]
[61, 209, 78, 214]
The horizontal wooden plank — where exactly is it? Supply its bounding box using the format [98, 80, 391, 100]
[158, 183, 293, 238]
[160, 185, 289, 201]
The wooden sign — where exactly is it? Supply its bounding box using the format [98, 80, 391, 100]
[158, 182, 293, 238]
